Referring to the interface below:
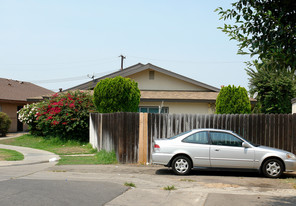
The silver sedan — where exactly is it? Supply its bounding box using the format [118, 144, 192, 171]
[152, 129, 296, 178]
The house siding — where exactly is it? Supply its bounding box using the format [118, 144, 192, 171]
[0, 103, 27, 132]
[293, 102, 296, 114]
[128, 70, 209, 91]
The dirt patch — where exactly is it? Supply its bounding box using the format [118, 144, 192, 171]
[50, 164, 296, 190]
[202, 182, 240, 188]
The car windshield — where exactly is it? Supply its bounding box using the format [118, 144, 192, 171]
[169, 130, 193, 139]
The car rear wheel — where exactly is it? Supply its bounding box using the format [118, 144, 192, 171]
[262, 159, 284, 178]
[172, 156, 192, 175]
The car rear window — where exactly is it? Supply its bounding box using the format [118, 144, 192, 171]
[182, 131, 209, 144]
[169, 130, 192, 139]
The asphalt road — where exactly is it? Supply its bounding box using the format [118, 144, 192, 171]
[0, 179, 127, 206]
[0, 141, 128, 206]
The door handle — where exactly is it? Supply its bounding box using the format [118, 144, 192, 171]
[214, 149, 220, 151]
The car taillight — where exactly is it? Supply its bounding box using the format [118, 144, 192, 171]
[154, 144, 160, 149]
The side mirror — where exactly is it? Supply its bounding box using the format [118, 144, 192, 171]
[242, 142, 251, 148]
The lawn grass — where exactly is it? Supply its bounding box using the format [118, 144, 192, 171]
[0, 134, 117, 165]
[57, 155, 99, 165]
[58, 150, 118, 165]
[0, 148, 24, 161]
[0, 134, 96, 155]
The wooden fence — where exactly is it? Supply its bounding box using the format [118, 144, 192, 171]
[90, 113, 296, 164]
[90, 112, 140, 163]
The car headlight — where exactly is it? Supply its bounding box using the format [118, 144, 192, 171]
[286, 153, 296, 159]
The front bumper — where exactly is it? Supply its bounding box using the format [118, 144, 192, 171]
[284, 159, 296, 172]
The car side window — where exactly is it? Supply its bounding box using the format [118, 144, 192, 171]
[182, 131, 209, 144]
[210, 132, 243, 147]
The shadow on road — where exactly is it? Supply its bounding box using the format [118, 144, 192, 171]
[155, 168, 296, 179]
[269, 196, 296, 206]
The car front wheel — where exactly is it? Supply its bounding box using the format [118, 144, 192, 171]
[172, 156, 192, 175]
[262, 159, 284, 178]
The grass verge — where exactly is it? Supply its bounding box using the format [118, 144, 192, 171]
[57, 150, 117, 165]
[0, 134, 95, 155]
[0, 148, 24, 161]
[0, 134, 117, 165]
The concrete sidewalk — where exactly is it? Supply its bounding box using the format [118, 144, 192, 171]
[0, 133, 60, 166]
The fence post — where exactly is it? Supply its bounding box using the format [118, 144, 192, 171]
[138, 113, 148, 164]
[89, 113, 99, 149]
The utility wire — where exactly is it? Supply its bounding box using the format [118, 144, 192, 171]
[128, 55, 246, 64]
[30, 70, 117, 84]
[0, 57, 117, 66]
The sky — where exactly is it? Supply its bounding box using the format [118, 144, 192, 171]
[0, 0, 253, 92]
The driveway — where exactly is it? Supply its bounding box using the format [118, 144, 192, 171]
[28, 164, 296, 206]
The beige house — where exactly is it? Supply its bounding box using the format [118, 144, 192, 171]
[0, 78, 53, 132]
[67, 63, 222, 114]
[292, 98, 296, 113]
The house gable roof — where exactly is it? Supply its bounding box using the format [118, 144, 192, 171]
[0, 78, 54, 103]
[66, 63, 220, 92]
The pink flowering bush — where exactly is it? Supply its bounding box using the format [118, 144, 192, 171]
[36, 91, 95, 142]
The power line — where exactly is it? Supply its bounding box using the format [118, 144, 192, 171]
[128, 55, 246, 64]
[30, 70, 117, 84]
[0, 57, 117, 66]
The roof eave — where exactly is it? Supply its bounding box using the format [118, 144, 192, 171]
[140, 98, 217, 103]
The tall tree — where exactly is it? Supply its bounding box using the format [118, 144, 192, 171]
[216, 0, 296, 70]
[247, 60, 296, 113]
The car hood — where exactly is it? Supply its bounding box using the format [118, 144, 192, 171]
[256, 145, 289, 154]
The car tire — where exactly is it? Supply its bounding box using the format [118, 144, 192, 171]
[262, 159, 284, 178]
[172, 156, 192, 175]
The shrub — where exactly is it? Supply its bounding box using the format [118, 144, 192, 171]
[216, 85, 251, 114]
[0, 112, 11, 137]
[17, 91, 95, 141]
[17, 102, 42, 135]
[35, 91, 95, 142]
[93, 76, 141, 113]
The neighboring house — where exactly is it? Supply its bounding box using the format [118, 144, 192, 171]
[0, 78, 54, 132]
[67, 63, 226, 114]
[292, 98, 296, 113]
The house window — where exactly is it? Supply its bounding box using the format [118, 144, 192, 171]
[139, 106, 169, 113]
[149, 71, 155, 80]
[0, 104, 2, 112]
